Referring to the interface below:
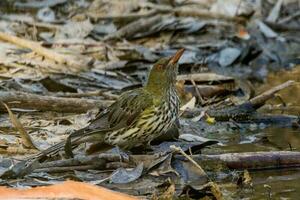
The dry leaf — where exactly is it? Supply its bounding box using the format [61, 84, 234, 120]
[0, 180, 138, 200]
[243, 170, 252, 186]
[2, 102, 38, 150]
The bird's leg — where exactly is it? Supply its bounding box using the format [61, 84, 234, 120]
[146, 141, 154, 151]
[116, 146, 130, 163]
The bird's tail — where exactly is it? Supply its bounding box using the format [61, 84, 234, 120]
[0, 129, 110, 179]
[29, 128, 109, 161]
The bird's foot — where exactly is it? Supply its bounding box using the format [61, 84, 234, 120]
[115, 146, 130, 163]
[145, 143, 154, 151]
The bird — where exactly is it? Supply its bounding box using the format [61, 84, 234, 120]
[34, 48, 185, 160]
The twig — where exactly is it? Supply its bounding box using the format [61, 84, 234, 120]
[170, 145, 207, 176]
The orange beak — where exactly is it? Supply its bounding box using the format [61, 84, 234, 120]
[169, 48, 185, 65]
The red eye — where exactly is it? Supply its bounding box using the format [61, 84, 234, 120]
[155, 64, 164, 70]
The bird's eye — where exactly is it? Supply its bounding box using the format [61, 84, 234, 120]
[156, 64, 164, 70]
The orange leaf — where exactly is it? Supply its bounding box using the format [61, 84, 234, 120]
[0, 180, 139, 200]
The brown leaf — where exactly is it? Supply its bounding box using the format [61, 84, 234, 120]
[0, 180, 138, 200]
[2, 102, 38, 150]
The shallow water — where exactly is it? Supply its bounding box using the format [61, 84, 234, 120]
[214, 66, 300, 199]
[215, 127, 300, 199]
[222, 168, 300, 200]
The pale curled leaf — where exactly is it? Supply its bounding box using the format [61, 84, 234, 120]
[2, 102, 38, 150]
[180, 96, 196, 111]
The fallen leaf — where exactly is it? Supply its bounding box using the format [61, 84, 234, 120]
[2, 103, 38, 150]
[0, 180, 138, 200]
[110, 163, 144, 184]
[191, 111, 205, 122]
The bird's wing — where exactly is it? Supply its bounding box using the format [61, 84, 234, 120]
[106, 88, 154, 129]
[67, 88, 154, 138]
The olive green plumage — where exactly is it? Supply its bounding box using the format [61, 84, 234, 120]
[36, 49, 184, 159]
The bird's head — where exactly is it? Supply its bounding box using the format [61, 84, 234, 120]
[146, 48, 185, 94]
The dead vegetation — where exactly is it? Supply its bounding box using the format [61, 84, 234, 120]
[0, 0, 300, 199]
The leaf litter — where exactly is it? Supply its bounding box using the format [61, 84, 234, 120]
[0, 0, 299, 199]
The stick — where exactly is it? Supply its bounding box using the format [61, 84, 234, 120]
[0, 31, 91, 71]
[133, 151, 300, 170]
[190, 79, 205, 105]
[0, 91, 113, 113]
[9, 151, 300, 178]
[37, 151, 300, 171]
[194, 151, 300, 170]
[250, 80, 296, 109]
